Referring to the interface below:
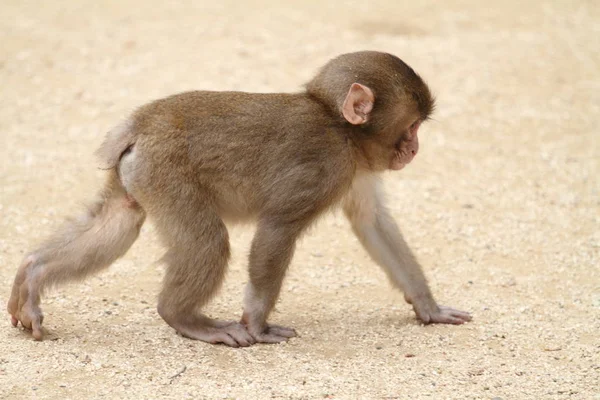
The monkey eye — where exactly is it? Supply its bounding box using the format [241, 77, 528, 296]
[408, 120, 421, 132]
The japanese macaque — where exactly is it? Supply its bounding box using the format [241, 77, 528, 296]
[8, 51, 471, 346]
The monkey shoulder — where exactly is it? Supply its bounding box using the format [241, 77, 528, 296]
[260, 132, 354, 219]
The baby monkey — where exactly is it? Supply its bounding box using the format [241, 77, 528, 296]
[8, 51, 471, 346]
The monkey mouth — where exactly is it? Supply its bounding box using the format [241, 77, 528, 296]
[393, 140, 416, 165]
[394, 144, 413, 162]
[390, 150, 408, 170]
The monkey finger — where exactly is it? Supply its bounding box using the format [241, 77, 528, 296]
[450, 310, 472, 321]
[441, 316, 467, 325]
[426, 308, 471, 325]
[438, 306, 472, 321]
[10, 315, 19, 327]
[422, 314, 461, 325]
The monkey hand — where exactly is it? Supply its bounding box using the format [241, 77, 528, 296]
[7, 255, 45, 340]
[417, 304, 472, 325]
[405, 293, 472, 325]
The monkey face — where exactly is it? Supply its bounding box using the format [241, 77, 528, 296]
[389, 119, 420, 170]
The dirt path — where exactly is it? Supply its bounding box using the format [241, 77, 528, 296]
[1, 1, 598, 399]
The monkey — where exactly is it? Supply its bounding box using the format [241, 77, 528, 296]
[7, 51, 471, 347]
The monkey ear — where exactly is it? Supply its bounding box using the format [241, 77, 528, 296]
[342, 83, 374, 125]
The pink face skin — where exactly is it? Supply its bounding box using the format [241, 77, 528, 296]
[390, 120, 420, 170]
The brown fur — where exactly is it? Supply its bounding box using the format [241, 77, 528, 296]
[8, 51, 469, 346]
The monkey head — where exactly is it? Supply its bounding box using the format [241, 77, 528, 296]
[307, 51, 435, 172]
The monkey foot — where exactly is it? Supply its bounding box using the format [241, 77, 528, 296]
[179, 321, 256, 347]
[248, 323, 297, 344]
[7, 255, 46, 340]
[159, 311, 255, 348]
[416, 304, 472, 325]
[8, 302, 45, 340]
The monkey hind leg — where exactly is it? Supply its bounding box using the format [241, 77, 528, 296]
[241, 221, 300, 344]
[155, 205, 254, 347]
[7, 171, 146, 340]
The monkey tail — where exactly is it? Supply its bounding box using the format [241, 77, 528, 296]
[95, 118, 138, 170]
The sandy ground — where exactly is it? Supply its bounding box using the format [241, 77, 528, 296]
[1, 1, 599, 399]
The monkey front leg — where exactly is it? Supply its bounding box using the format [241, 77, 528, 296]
[344, 175, 471, 324]
[355, 215, 471, 324]
[241, 221, 300, 343]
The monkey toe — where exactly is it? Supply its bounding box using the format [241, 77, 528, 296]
[250, 332, 291, 344]
[31, 318, 44, 341]
[7, 298, 19, 326]
[221, 322, 256, 347]
[8, 271, 46, 339]
[172, 319, 255, 347]
[11, 302, 45, 340]
[248, 323, 296, 344]
[266, 324, 297, 338]
[20, 304, 44, 327]
[215, 334, 241, 348]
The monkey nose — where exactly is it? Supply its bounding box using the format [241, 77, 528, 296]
[411, 141, 419, 157]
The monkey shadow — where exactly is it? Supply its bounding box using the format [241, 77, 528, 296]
[7, 311, 422, 349]
[307, 307, 421, 334]
[8, 316, 157, 345]
[7, 324, 61, 342]
[361, 310, 421, 329]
